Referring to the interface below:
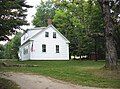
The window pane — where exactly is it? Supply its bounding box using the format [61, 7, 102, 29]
[42, 44, 46, 52]
[53, 32, 56, 38]
[45, 32, 49, 37]
[23, 47, 28, 54]
[56, 45, 59, 53]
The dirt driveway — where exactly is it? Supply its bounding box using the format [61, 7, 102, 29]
[0, 72, 108, 89]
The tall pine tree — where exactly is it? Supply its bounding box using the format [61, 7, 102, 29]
[0, 0, 32, 41]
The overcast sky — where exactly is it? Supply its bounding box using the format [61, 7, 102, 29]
[21, 0, 41, 29]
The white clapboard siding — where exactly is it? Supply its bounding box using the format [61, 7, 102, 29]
[19, 25, 70, 61]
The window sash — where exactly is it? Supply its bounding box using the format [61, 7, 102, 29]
[53, 32, 56, 38]
[45, 32, 49, 37]
[23, 48, 28, 54]
[56, 45, 59, 53]
[42, 44, 46, 52]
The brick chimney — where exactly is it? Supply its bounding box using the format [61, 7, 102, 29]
[47, 18, 52, 25]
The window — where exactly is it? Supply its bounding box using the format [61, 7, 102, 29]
[42, 44, 46, 52]
[45, 32, 49, 37]
[53, 32, 56, 38]
[56, 45, 59, 53]
[23, 47, 28, 55]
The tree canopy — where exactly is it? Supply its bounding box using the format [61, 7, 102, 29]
[4, 32, 22, 59]
[33, 0, 55, 27]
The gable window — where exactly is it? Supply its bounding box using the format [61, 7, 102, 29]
[53, 32, 56, 38]
[42, 44, 46, 52]
[56, 45, 59, 53]
[45, 32, 49, 37]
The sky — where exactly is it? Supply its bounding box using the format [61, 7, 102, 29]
[25, 0, 47, 27]
[21, 0, 41, 29]
[0, 0, 46, 45]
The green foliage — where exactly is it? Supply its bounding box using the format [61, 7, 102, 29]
[33, 0, 55, 27]
[85, 0, 105, 59]
[4, 32, 22, 59]
[0, 44, 4, 59]
[53, 0, 105, 58]
[0, 0, 32, 41]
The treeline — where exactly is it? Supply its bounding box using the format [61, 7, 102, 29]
[0, 32, 22, 59]
[33, 0, 120, 60]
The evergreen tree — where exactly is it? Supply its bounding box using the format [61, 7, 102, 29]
[0, 0, 32, 41]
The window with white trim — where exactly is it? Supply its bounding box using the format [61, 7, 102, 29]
[53, 32, 56, 38]
[23, 47, 28, 54]
[45, 32, 49, 37]
[42, 44, 46, 52]
[56, 45, 59, 53]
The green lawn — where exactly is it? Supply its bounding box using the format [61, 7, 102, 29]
[0, 60, 120, 88]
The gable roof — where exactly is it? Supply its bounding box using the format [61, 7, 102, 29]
[22, 27, 46, 36]
[30, 25, 70, 43]
[50, 25, 70, 43]
[21, 25, 70, 45]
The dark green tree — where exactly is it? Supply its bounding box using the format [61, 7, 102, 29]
[85, 0, 105, 60]
[53, 0, 88, 58]
[53, 0, 104, 59]
[4, 32, 22, 59]
[0, 0, 32, 41]
[0, 44, 4, 59]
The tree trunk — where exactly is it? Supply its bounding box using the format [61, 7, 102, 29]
[99, 0, 118, 69]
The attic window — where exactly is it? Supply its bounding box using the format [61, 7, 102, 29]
[45, 32, 49, 37]
[53, 32, 56, 38]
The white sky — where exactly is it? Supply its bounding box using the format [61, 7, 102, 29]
[21, 0, 42, 29]
[0, 0, 47, 45]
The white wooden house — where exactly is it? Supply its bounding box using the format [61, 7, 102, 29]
[19, 21, 70, 61]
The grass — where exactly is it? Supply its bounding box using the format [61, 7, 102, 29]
[0, 77, 20, 89]
[0, 60, 120, 88]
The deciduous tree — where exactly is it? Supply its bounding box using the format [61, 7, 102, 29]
[4, 32, 22, 59]
[98, 0, 119, 69]
[33, 0, 55, 27]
